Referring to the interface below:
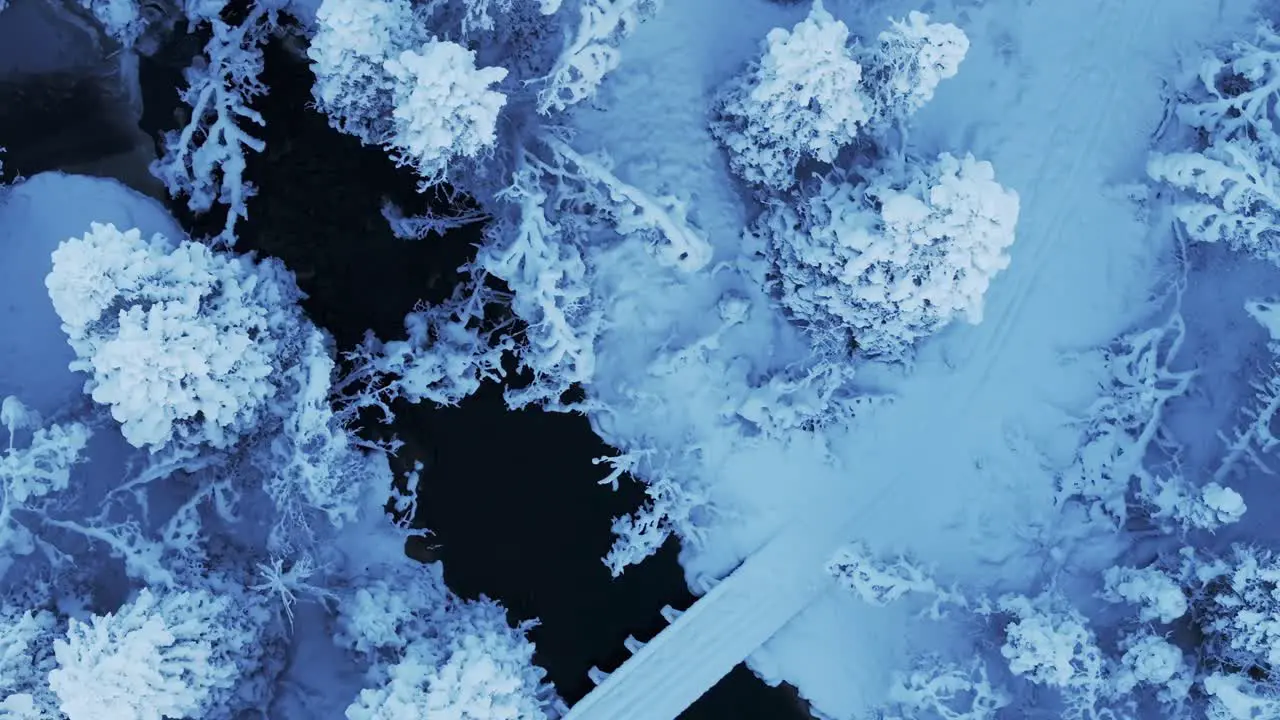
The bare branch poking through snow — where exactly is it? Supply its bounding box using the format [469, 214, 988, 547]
[251, 555, 337, 628]
[1214, 298, 1280, 483]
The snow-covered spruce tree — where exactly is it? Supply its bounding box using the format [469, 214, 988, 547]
[1110, 629, 1191, 706]
[1174, 546, 1280, 691]
[753, 152, 1018, 361]
[45, 222, 309, 452]
[1147, 23, 1280, 265]
[710, 3, 967, 191]
[383, 41, 509, 187]
[1092, 545, 1280, 717]
[48, 585, 278, 720]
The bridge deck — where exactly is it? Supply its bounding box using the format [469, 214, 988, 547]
[564, 493, 858, 720]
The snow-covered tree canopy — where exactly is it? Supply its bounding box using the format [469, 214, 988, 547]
[756, 152, 1018, 360]
[710, 1, 870, 191]
[711, 4, 968, 191]
[45, 223, 309, 451]
[309, 0, 511, 188]
[337, 563, 563, 719]
[49, 586, 277, 720]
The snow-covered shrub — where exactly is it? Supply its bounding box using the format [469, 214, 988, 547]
[0, 396, 91, 564]
[756, 152, 1018, 360]
[45, 223, 308, 451]
[1137, 476, 1246, 533]
[536, 0, 660, 114]
[0, 599, 60, 717]
[384, 41, 509, 187]
[1057, 298, 1197, 526]
[604, 468, 710, 577]
[338, 562, 563, 718]
[49, 586, 275, 720]
[1174, 545, 1280, 682]
[710, 1, 870, 191]
[995, 592, 1107, 713]
[860, 11, 969, 126]
[338, 287, 510, 420]
[151, 1, 280, 245]
[1111, 630, 1190, 701]
[1101, 565, 1187, 624]
[1147, 23, 1280, 265]
[880, 656, 1009, 720]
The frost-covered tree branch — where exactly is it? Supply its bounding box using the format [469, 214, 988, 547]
[536, 0, 660, 114]
[539, 135, 712, 271]
[151, 1, 280, 246]
[0, 397, 90, 573]
[1148, 23, 1280, 265]
[337, 285, 511, 420]
[1057, 261, 1201, 527]
[470, 161, 601, 411]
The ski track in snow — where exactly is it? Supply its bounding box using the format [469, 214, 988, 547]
[572, 0, 1256, 717]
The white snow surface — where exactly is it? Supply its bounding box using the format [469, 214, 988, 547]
[566, 0, 1258, 716]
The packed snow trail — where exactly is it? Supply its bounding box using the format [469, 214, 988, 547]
[568, 0, 1254, 717]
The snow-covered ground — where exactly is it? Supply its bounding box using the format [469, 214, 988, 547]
[568, 0, 1259, 716]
